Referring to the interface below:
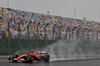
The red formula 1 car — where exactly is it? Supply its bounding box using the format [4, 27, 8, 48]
[8, 51, 50, 63]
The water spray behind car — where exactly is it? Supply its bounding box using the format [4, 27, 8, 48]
[44, 39, 100, 61]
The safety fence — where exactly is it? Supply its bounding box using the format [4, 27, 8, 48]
[0, 7, 100, 55]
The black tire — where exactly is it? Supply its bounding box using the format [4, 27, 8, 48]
[44, 54, 50, 62]
[27, 55, 34, 63]
[12, 54, 18, 62]
[12, 54, 18, 60]
[8, 56, 11, 60]
[13, 60, 17, 63]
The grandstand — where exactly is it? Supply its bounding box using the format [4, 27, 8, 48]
[0, 7, 100, 40]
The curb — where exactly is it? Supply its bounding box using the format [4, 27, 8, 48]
[0, 55, 10, 59]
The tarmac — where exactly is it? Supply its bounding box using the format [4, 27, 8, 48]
[0, 58, 100, 66]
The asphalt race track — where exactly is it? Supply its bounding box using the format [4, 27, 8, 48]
[1, 59, 100, 66]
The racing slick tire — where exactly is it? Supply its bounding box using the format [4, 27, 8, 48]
[44, 54, 50, 62]
[8, 56, 11, 60]
[12, 54, 18, 60]
[12, 54, 18, 62]
[13, 60, 17, 62]
[27, 55, 34, 63]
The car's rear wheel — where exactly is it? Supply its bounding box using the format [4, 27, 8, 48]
[44, 54, 50, 62]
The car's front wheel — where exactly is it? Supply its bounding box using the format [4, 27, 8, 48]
[12, 54, 18, 62]
[12, 54, 18, 60]
[27, 55, 34, 63]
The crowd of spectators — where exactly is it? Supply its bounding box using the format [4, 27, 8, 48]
[0, 7, 100, 40]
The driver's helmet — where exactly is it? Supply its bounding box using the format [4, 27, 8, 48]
[31, 49, 34, 52]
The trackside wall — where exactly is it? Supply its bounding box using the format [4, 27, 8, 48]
[0, 38, 55, 55]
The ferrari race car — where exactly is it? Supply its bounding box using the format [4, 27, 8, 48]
[8, 51, 50, 63]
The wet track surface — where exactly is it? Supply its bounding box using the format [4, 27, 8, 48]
[1, 59, 100, 66]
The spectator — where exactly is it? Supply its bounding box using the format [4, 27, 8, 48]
[0, 7, 100, 40]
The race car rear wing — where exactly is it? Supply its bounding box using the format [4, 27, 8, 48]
[38, 51, 48, 54]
